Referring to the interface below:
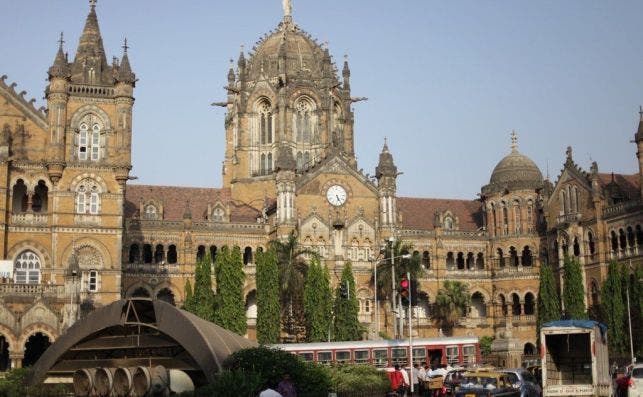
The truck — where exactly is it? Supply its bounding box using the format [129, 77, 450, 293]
[541, 320, 611, 397]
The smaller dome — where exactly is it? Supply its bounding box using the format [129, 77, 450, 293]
[484, 132, 543, 194]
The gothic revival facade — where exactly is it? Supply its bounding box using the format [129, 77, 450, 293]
[0, 2, 640, 370]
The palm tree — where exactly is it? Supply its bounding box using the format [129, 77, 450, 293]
[269, 231, 314, 341]
[434, 280, 471, 335]
[373, 239, 424, 304]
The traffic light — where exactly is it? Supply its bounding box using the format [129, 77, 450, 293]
[399, 278, 410, 306]
[340, 281, 349, 299]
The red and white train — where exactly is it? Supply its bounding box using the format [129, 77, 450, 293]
[272, 337, 480, 368]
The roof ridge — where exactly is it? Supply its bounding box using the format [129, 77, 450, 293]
[0, 75, 48, 126]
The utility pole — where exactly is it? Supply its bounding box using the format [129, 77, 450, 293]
[390, 237, 398, 339]
[627, 260, 635, 363]
[408, 270, 414, 395]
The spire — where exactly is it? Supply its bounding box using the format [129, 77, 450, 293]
[636, 105, 643, 142]
[343, 54, 351, 90]
[510, 130, 518, 152]
[117, 38, 136, 85]
[237, 44, 246, 81]
[376, 138, 397, 179]
[228, 59, 235, 84]
[282, 0, 293, 21]
[48, 32, 70, 79]
[71, 0, 110, 84]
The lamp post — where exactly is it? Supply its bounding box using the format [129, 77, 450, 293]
[626, 259, 635, 364]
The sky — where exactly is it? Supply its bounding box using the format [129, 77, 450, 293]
[1, 0, 642, 200]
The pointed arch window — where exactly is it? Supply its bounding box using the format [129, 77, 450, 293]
[14, 250, 41, 284]
[258, 100, 273, 145]
[76, 180, 101, 214]
[295, 98, 315, 144]
[77, 114, 103, 162]
[144, 204, 158, 220]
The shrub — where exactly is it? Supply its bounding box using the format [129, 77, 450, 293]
[195, 370, 263, 397]
[222, 346, 331, 395]
[0, 368, 68, 397]
[328, 364, 389, 394]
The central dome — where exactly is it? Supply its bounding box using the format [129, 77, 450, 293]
[483, 133, 543, 194]
[245, 18, 334, 81]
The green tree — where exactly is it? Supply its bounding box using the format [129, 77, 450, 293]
[630, 263, 643, 357]
[601, 261, 626, 354]
[537, 261, 561, 339]
[479, 335, 495, 357]
[333, 262, 362, 341]
[303, 256, 333, 342]
[213, 246, 247, 335]
[183, 279, 195, 312]
[256, 247, 281, 344]
[189, 254, 216, 322]
[269, 231, 312, 340]
[435, 280, 470, 334]
[562, 256, 587, 319]
[374, 239, 423, 309]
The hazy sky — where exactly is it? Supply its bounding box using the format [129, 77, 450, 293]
[2, 1, 642, 199]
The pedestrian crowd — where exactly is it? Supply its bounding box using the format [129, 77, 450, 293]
[388, 362, 453, 397]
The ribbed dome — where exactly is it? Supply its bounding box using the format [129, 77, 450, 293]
[489, 150, 543, 185]
[245, 18, 331, 80]
[482, 133, 543, 194]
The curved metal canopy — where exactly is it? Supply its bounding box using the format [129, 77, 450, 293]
[29, 298, 257, 386]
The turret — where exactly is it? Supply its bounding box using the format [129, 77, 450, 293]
[114, 38, 135, 187]
[376, 139, 398, 227]
[275, 143, 296, 231]
[636, 107, 643, 198]
[46, 32, 71, 183]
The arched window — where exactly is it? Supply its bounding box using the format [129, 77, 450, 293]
[257, 100, 273, 145]
[476, 252, 485, 269]
[128, 244, 140, 263]
[32, 180, 48, 213]
[209, 246, 217, 263]
[498, 294, 507, 316]
[526, 200, 533, 232]
[573, 237, 580, 257]
[502, 205, 509, 235]
[636, 225, 642, 247]
[296, 152, 303, 171]
[509, 246, 518, 267]
[422, 251, 430, 269]
[619, 229, 626, 250]
[77, 115, 103, 161]
[626, 226, 635, 249]
[470, 292, 486, 318]
[497, 248, 505, 268]
[212, 207, 225, 222]
[12, 179, 28, 213]
[587, 232, 596, 256]
[524, 293, 535, 315]
[446, 252, 455, 269]
[444, 217, 453, 230]
[466, 252, 475, 270]
[167, 245, 177, 264]
[144, 205, 158, 220]
[610, 231, 618, 252]
[87, 270, 98, 292]
[511, 293, 521, 315]
[196, 245, 206, 262]
[14, 250, 41, 284]
[513, 200, 521, 233]
[243, 247, 253, 265]
[590, 280, 599, 308]
[154, 245, 164, 264]
[456, 252, 465, 270]
[560, 190, 568, 214]
[143, 244, 153, 264]
[294, 98, 315, 143]
[490, 203, 497, 236]
[75, 180, 101, 214]
[521, 246, 533, 266]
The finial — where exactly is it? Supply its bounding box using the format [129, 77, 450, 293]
[229, 58, 234, 68]
[639, 105, 643, 121]
[566, 146, 573, 161]
[122, 38, 129, 54]
[240, 44, 245, 54]
[58, 32, 65, 49]
[282, 0, 292, 17]
[510, 130, 518, 152]
[344, 54, 348, 62]
[89, 0, 97, 10]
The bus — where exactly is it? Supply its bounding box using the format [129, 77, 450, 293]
[271, 337, 480, 368]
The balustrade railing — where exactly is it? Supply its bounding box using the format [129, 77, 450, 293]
[11, 212, 48, 226]
[0, 283, 65, 295]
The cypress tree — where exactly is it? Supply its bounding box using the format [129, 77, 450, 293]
[562, 256, 587, 319]
[333, 261, 362, 341]
[192, 254, 216, 322]
[303, 256, 332, 342]
[537, 261, 561, 338]
[601, 262, 626, 354]
[256, 247, 281, 344]
[183, 279, 195, 312]
[213, 246, 247, 335]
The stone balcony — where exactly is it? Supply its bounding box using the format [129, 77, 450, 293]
[0, 283, 65, 297]
[122, 263, 181, 275]
[11, 212, 48, 226]
[557, 212, 582, 225]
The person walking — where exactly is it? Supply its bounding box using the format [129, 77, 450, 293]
[277, 373, 297, 397]
[388, 364, 408, 396]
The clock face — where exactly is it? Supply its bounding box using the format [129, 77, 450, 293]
[326, 185, 347, 206]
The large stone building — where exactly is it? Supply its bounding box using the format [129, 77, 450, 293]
[0, 1, 641, 370]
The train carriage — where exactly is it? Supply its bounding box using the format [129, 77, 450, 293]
[271, 337, 480, 368]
